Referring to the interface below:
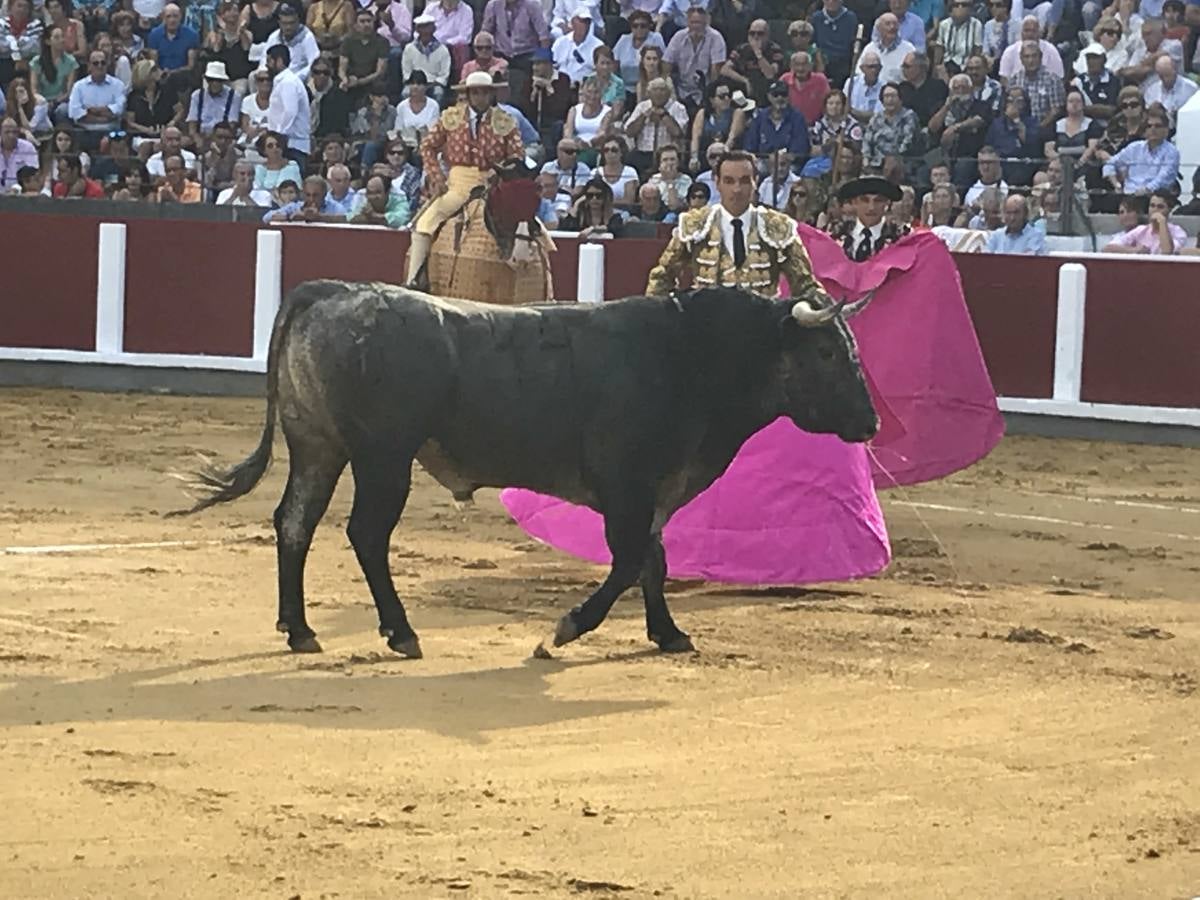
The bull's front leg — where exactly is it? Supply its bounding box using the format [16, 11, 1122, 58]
[533, 502, 652, 657]
[640, 533, 694, 653]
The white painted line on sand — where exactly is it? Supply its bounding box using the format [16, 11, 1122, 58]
[946, 484, 1200, 516]
[894, 501, 1200, 543]
[2, 537, 270, 556]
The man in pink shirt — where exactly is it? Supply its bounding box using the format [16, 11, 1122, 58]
[1103, 191, 1186, 255]
[429, 0, 474, 76]
[0, 117, 38, 192]
[780, 51, 829, 126]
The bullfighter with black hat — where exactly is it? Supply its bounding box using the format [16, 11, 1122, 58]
[827, 176, 911, 261]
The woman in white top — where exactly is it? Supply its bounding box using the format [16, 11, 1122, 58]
[395, 70, 439, 150]
[240, 69, 273, 161]
[593, 135, 639, 206]
[564, 77, 612, 168]
[644, 144, 691, 212]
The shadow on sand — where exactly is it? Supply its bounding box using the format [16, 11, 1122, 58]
[0, 648, 666, 744]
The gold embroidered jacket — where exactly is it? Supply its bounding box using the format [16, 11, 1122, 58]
[644, 205, 824, 298]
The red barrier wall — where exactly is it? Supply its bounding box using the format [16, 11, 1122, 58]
[0, 212, 98, 351]
[123, 220, 258, 356]
[1, 211, 1197, 415]
[1079, 259, 1200, 408]
[952, 253, 1059, 400]
[280, 226, 410, 293]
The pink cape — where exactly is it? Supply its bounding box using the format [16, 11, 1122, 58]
[499, 228, 1003, 585]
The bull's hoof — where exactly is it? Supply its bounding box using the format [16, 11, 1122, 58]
[531, 641, 555, 660]
[288, 634, 323, 653]
[552, 613, 580, 648]
[386, 633, 423, 659]
[654, 632, 696, 653]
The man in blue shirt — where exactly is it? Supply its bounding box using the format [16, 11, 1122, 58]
[263, 174, 347, 223]
[873, 0, 926, 51]
[68, 50, 127, 135]
[985, 194, 1046, 254]
[742, 80, 810, 169]
[1102, 106, 1181, 195]
[146, 4, 199, 107]
[813, 0, 858, 88]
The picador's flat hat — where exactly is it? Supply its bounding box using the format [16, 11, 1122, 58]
[837, 176, 902, 203]
[454, 70, 498, 91]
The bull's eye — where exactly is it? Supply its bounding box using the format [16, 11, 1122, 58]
[819, 346, 835, 362]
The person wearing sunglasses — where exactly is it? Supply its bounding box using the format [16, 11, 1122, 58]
[67, 50, 126, 136]
[1070, 42, 1118, 123]
[1102, 102, 1179, 198]
[592, 136, 639, 205]
[1095, 84, 1146, 170]
[982, 0, 1019, 69]
[688, 80, 747, 174]
[611, 10, 663, 90]
[550, 11, 602, 85]
[686, 181, 710, 210]
[559, 176, 625, 238]
[934, 0, 982, 74]
[718, 18, 784, 108]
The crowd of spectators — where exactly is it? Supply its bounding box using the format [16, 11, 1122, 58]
[0, 0, 1198, 251]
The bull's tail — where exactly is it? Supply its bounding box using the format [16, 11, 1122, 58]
[167, 283, 321, 517]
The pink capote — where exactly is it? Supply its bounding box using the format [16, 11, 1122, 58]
[499, 227, 1004, 585]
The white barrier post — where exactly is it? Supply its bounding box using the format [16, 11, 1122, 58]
[94, 223, 127, 354]
[1053, 262, 1087, 403]
[253, 229, 283, 360]
[576, 242, 605, 303]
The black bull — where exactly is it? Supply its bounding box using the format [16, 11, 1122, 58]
[175, 281, 878, 658]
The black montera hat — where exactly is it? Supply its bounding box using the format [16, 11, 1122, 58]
[836, 176, 902, 203]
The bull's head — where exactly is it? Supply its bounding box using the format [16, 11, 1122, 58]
[775, 292, 878, 443]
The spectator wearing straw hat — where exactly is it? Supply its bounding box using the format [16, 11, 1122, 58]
[405, 69, 524, 286]
[186, 61, 241, 152]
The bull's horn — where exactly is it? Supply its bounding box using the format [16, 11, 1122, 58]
[790, 299, 839, 327]
[841, 291, 875, 318]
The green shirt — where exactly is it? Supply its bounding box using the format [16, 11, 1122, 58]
[31, 53, 79, 101]
[339, 33, 389, 79]
[348, 192, 411, 229]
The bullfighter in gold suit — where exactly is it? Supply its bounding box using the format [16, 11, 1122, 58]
[646, 150, 825, 299]
[405, 70, 526, 286]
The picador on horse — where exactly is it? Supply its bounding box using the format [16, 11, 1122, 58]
[405, 70, 555, 303]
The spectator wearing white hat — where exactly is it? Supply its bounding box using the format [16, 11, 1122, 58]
[402, 13, 451, 105]
[186, 61, 242, 152]
[552, 11, 603, 84]
[1071, 42, 1119, 122]
[549, 0, 602, 42]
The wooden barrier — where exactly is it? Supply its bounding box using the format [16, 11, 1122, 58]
[0, 212, 1195, 429]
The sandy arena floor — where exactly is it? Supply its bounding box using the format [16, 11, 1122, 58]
[1, 388, 1198, 899]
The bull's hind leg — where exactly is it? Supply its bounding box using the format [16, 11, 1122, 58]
[274, 444, 346, 653]
[539, 503, 652, 653]
[640, 533, 694, 653]
[346, 452, 422, 659]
